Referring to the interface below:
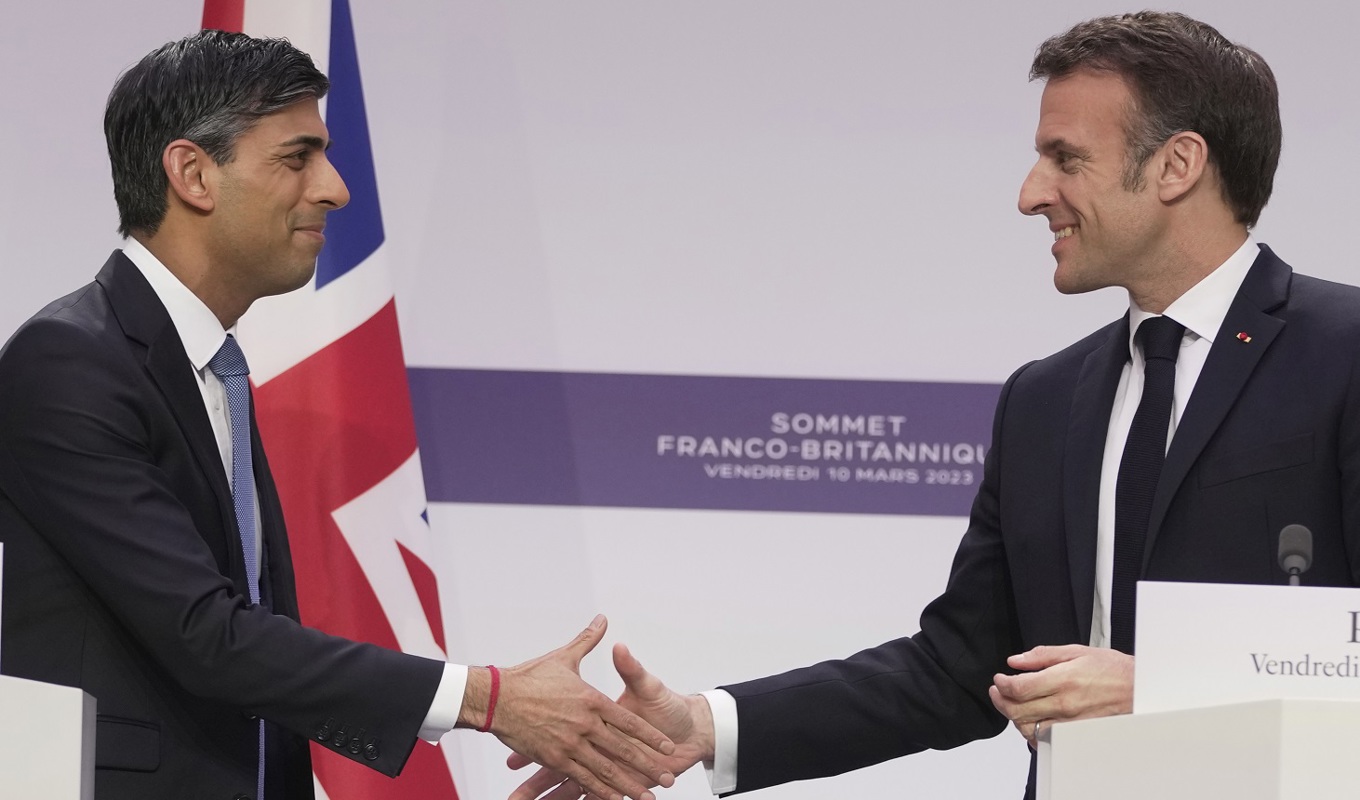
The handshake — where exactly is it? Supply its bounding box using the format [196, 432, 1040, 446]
[469, 615, 714, 800]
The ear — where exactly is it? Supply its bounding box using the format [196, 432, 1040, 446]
[162, 139, 216, 214]
[1155, 130, 1208, 204]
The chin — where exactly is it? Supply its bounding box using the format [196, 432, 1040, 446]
[268, 264, 319, 298]
[1053, 269, 1101, 296]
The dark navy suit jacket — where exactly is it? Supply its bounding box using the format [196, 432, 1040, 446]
[721, 246, 1360, 797]
[0, 252, 444, 799]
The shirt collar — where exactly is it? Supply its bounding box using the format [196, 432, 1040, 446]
[121, 238, 233, 372]
[1126, 235, 1260, 357]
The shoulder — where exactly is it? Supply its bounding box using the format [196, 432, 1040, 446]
[1005, 318, 1124, 393]
[0, 281, 118, 373]
[1284, 271, 1360, 323]
[0, 278, 149, 426]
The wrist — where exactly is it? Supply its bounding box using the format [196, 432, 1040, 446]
[686, 693, 717, 761]
[457, 666, 491, 729]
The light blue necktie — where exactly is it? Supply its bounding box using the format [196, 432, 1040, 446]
[207, 334, 266, 799]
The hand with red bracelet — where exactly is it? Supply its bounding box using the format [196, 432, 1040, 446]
[457, 615, 677, 800]
[506, 642, 715, 800]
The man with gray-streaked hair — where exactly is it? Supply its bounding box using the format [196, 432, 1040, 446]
[510, 12, 1360, 799]
[0, 30, 674, 800]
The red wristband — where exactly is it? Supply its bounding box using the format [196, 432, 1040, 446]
[477, 665, 500, 733]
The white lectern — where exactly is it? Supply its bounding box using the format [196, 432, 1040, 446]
[1038, 581, 1360, 799]
[0, 674, 96, 799]
[1037, 698, 1360, 799]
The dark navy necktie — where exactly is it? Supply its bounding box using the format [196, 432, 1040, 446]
[207, 334, 266, 799]
[1110, 315, 1185, 655]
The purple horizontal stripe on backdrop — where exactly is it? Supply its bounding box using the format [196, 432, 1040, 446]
[408, 368, 1003, 517]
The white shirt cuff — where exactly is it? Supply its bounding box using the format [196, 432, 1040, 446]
[419, 662, 468, 741]
[701, 689, 739, 794]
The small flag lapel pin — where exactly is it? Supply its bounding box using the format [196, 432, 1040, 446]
[1236, 331, 1252, 343]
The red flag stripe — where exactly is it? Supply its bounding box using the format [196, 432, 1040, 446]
[257, 301, 458, 797]
[201, 0, 244, 32]
[397, 540, 447, 654]
[255, 300, 426, 649]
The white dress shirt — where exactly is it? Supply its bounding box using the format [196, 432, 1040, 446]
[703, 236, 1262, 793]
[121, 239, 465, 742]
[1091, 236, 1257, 646]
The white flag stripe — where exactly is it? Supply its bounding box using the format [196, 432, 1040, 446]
[331, 452, 445, 660]
[241, 247, 395, 385]
[241, 0, 331, 78]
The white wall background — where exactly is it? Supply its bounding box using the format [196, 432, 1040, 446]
[3, 2, 1359, 798]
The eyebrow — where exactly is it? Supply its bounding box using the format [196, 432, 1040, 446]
[277, 134, 333, 151]
[1036, 137, 1091, 159]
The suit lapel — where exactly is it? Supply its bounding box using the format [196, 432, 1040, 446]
[251, 408, 299, 620]
[96, 252, 240, 563]
[1063, 316, 1130, 645]
[1142, 247, 1291, 566]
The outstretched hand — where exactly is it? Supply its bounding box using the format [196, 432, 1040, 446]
[465, 616, 677, 800]
[507, 642, 715, 800]
[988, 644, 1134, 748]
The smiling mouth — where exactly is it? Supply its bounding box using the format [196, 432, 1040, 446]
[1054, 226, 1075, 241]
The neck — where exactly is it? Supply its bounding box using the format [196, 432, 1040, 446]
[1126, 225, 1249, 314]
[133, 230, 247, 328]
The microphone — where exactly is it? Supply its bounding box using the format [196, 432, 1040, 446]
[1277, 524, 1313, 586]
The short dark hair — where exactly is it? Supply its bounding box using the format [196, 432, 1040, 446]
[1030, 11, 1280, 227]
[104, 30, 329, 237]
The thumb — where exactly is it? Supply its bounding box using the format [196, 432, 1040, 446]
[614, 642, 661, 699]
[562, 613, 607, 664]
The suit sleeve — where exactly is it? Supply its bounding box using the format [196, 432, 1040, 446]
[0, 314, 443, 777]
[720, 366, 1031, 793]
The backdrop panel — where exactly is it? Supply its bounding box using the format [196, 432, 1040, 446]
[4, 2, 1360, 799]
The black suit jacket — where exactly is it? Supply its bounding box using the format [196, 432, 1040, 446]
[722, 246, 1360, 796]
[0, 252, 445, 799]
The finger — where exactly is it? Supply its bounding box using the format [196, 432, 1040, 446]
[563, 756, 651, 800]
[541, 778, 587, 800]
[990, 679, 1064, 726]
[993, 665, 1063, 704]
[507, 751, 537, 771]
[508, 766, 571, 800]
[990, 671, 1035, 703]
[586, 721, 675, 789]
[565, 761, 644, 800]
[1007, 644, 1087, 671]
[597, 695, 676, 758]
[987, 684, 1015, 717]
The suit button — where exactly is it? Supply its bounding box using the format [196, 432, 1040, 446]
[315, 718, 335, 742]
[242, 712, 258, 721]
[363, 741, 380, 761]
[348, 729, 367, 755]
[234, 794, 252, 800]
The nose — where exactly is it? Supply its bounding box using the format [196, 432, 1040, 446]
[1017, 160, 1051, 217]
[315, 154, 351, 210]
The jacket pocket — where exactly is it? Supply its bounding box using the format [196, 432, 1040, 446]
[95, 715, 160, 772]
[1198, 432, 1313, 487]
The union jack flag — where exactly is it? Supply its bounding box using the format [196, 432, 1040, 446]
[202, 1, 460, 797]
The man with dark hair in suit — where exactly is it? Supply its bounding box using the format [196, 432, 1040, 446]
[0, 30, 674, 800]
[510, 12, 1360, 800]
